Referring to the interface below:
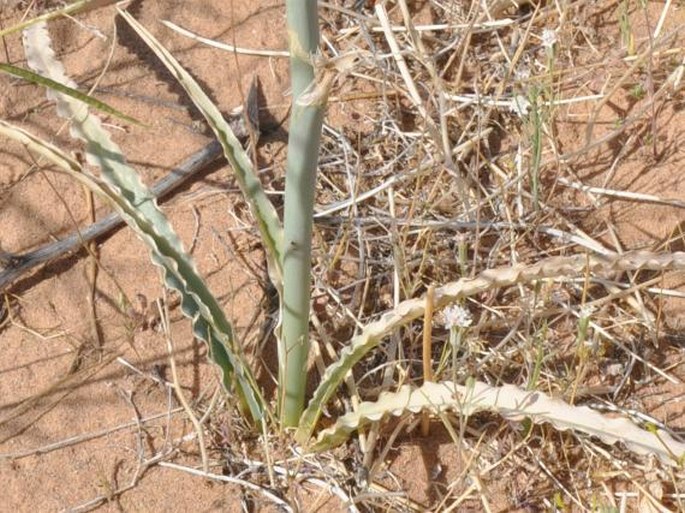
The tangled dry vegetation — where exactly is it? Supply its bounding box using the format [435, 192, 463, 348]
[1, 0, 685, 511]
[295, 2, 684, 509]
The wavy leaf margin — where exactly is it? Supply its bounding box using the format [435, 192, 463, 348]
[296, 251, 685, 442]
[310, 380, 685, 467]
[21, 22, 266, 424]
[118, 9, 284, 291]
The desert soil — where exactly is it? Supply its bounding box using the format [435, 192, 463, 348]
[0, 0, 683, 512]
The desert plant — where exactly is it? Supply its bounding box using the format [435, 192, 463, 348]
[279, 0, 326, 427]
[307, 379, 685, 464]
[2, 1, 685, 477]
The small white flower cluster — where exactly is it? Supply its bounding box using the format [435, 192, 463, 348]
[541, 29, 557, 49]
[579, 304, 596, 319]
[442, 305, 473, 330]
[509, 95, 531, 118]
[515, 66, 531, 82]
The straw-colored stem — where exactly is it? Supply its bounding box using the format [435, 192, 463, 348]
[421, 286, 435, 436]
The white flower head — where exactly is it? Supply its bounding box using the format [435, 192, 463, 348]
[515, 66, 531, 82]
[443, 305, 473, 330]
[510, 95, 531, 118]
[579, 304, 596, 319]
[541, 29, 557, 49]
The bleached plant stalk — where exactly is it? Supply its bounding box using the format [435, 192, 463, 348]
[279, 0, 326, 426]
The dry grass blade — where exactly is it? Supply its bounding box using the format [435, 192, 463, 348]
[0, 0, 120, 37]
[161, 20, 290, 57]
[159, 462, 293, 512]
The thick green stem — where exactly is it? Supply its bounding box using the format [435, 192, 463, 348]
[280, 0, 324, 426]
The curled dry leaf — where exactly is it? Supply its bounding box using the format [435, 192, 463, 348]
[297, 251, 685, 442]
[309, 380, 685, 468]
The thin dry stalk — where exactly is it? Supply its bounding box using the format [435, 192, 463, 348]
[158, 297, 209, 474]
[421, 284, 435, 437]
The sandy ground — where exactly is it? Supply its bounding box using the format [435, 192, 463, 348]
[1, 1, 292, 511]
[0, 0, 684, 511]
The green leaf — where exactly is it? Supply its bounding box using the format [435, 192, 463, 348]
[0, 63, 144, 126]
[0, 0, 120, 38]
[118, 8, 284, 291]
[21, 21, 267, 425]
